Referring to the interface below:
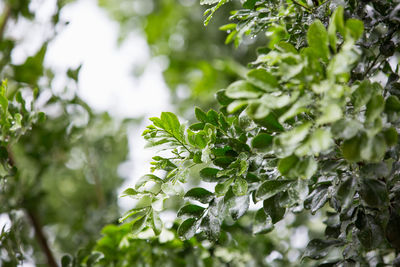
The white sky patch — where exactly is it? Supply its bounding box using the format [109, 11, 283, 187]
[45, 0, 171, 118]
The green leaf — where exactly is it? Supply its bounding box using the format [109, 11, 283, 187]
[195, 107, 208, 123]
[360, 134, 387, 162]
[160, 112, 182, 136]
[341, 135, 362, 162]
[246, 101, 270, 119]
[200, 167, 220, 182]
[224, 190, 249, 220]
[274, 123, 311, 155]
[303, 239, 344, 260]
[0, 94, 8, 113]
[251, 133, 273, 150]
[360, 178, 388, 208]
[178, 218, 197, 239]
[331, 119, 362, 139]
[365, 95, 384, 123]
[328, 6, 344, 53]
[121, 188, 138, 197]
[215, 178, 234, 196]
[61, 255, 72, 267]
[119, 208, 147, 223]
[307, 20, 329, 61]
[135, 174, 163, 190]
[219, 23, 236, 31]
[316, 103, 343, 125]
[296, 129, 333, 156]
[227, 100, 248, 113]
[200, 199, 224, 240]
[352, 81, 373, 111]
[132, 195, 153, 209]
[232, 177, 248, 196]
[336, 177, 356, 210]
[278, 155, 299, 176]
[304, 185, 329, 214]
[177, 204, 205, 219]
[243, 0, 257, 9]
[279, 95, 311, 123]
[131, 213, 148, 235]
[225, 80, 264, 99]
[294, 157, 318, 180]
[206, 109, 219, 126]
[255, 180, 295, 202]
[246, 69, 278, 92]
[150, 211, 163, 236]
[263, 195, 286, 224]
[345, 19, 364, 41]
[253, 208, 274, 234]
[385, 95, 400, 112]
[310, 129, 333, 153]
[383, 127, 398, 146]
[216, 89, 233, 105]
[184, 188, 214, 204]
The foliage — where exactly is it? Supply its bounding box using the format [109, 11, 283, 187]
[85, 0, 400, 266]
[1, 0, 400, 266]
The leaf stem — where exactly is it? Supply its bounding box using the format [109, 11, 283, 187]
[363, 51, 381, 78]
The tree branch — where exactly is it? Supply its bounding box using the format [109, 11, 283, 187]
[6, 145, 58, 267]
[25, 209, 58, 267]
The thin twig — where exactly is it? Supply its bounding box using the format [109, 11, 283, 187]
[363, 51, 381, 78]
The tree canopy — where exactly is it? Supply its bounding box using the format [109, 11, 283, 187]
[1, 0, 400, 266]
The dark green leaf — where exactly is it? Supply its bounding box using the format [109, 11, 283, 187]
[263, 195, 286, 224]
[200, 167, 220, 182]
[252, 133, 273, 150]
[303, 239, 343, 260]
[304, 185, 329, 214]
[255, 179, 295, 202]
[131, 213, 148, 235]
[360, 178, 388, 208]
[341, 135, 362, 162]
[185, 188, 214, 204]
[243, 0, 257, 9]
[178, 218, 197, 239]
[336, 177, 356, 210]
[177, 204, 205, 218]
[278, 155, 299, 176]
[366, 95, 384, 123]
[253, 208, 274, 234]
[195, 107, 208, 123]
